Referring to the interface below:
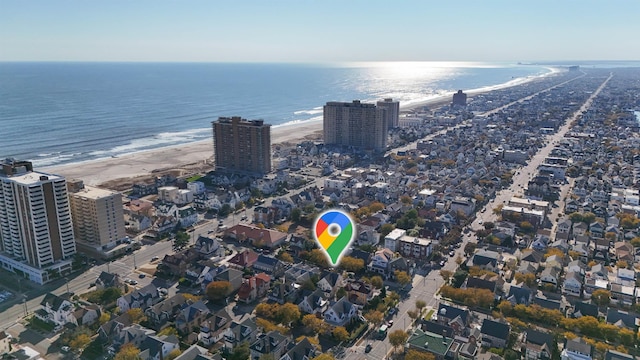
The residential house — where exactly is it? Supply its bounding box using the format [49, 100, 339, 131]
[237, 273, 271, 304]
[604, 350, 634, 360]
[175, 301, 210, 334]
[436, 303, 469, 335]
[470, 250, 501, 271]
[36, 293, 76, 329]
[480, 319, 510, 349]
[194, 236, 225, 258]
[345, 280, 373, 306]
[523, 329, 553, 360]
[116, 284, 161, 312]
[323, 296, 358, 326]
[212, 268, 244, 296]
[138, 334, 180, 360]
[368, 248, 394, 277]
[605, 308, 640, 330]
[252, 255, 286, 277]
[178, 206, 198, 228]
[539, 267, 560, 288]
[224, 224, 288, 250]
[571, 302, 599, 319]
[610, 283, 635, 306]
[173, 345, 212, 360]
[407, 328, 453, 360]
[316, 272, 344, 298]
[161, 249, 200, 277]
[198, 309, 232, 347]
[561, 338, 592, 360]
[144, 294, 188, 331]
[250, 331, 290, 360]
[563, 272, 583, 297]
[228, 249, 260, 270]
[73, 305, 101, 327]
[284, 264, 318, 284]
[279, 337, 317, 360]
[96, 271, 122, 290]
[268, 280, 300, 305]
[297, 289, 328, 315]
[111, 324, 156, 354]
[223, 318, 259, 352]
[0, 331, 10, 355]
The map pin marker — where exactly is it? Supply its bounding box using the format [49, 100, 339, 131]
[313, 209, 355, 267]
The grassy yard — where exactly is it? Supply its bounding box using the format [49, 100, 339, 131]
[425, 309, 434, 320]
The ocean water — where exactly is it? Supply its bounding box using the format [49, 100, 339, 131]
[0, 61, 552, 167]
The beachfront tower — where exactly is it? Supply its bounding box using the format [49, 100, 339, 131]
[376, 98, 400, 129]
[452, 90, 467, 106]
[212, 116, 272, 175]
[0, 159, 76, 284]
[67, 179, 127, 259]
[323, 100, 388, 151]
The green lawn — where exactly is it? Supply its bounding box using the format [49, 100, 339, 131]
[425, 309, 434, 320]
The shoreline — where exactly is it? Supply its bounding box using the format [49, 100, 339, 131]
[44, 68, 563, 187]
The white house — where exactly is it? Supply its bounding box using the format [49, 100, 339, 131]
[384, 229, 406, 252]
[324, 297, 358, 326]
[36, 293, 76, 330]
[187, 181, 206, 195]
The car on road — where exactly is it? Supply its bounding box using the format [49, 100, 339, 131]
[439, 260, 446, 267]
[151, 256, 159, 262]
[129, 280, 138, 285]
[365, 344, 372, 353]
[449, 250, 455, 257]
[138, 273, 146, 279]
[61, 346, 70, 353]
[388, 307, 397, 316]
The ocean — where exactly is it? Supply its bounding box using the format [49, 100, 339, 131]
[0, 61, 553, 167]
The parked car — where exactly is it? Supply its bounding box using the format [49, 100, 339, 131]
[151, 256, 159, 262]
[365, 344, 372, 353]
[138, 273, 146, 279]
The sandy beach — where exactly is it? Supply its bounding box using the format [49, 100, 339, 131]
[44, 70, 558, 187]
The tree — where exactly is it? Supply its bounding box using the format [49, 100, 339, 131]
[166, 349, 182, 360]
[440, 270, 453, 283]
[364, 310, 384, 326]
[99, 312, 111, 325]
[388, 330, 408, 352]
[302, 314, 324, 334]
[278, 251, 294, 263]
[173, 231, 190, 251]
[332, 326, 349, 342]
[291, 208, 302, 222]
[370, 276, 384, 289]
[259, 355, 275, 360]
[277, 302, 301, 325]
[339, 256, 365, 272]
[630, 236, 640, 247]
[407, 310, 419, 322]
[256, 303, 279, 319]
[405, 349, 435, 360]
[394, 270, 411, 286]
[616, 260, 628, 269]
[464, 242, 477, 255]
[229, 342, 250, 360]
[591, 289, 611, 307]
[158, 326, 179, 336]
[218, 204, 232, 217]
[415, 300, 426, 314]
[126, 308, 146, 323]
[519, 221, 533, 232]
[311, 354, 335, 360]
[514, 273, 536, 287]
[380, 223, 395, 239]
[69, 333, 91, 351]
[306, 249, 329, 268]
[206, 281, 232, 301]
[114, 343, 141, 360]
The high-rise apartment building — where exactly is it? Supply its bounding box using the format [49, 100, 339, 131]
[212, 116, 272, 174]
[376, 98, 400, 129]
[452, 90, 467, 106]
[68, 179, 126, 256]
[0, 159, 75, 284]
[323, 100, 388, 151]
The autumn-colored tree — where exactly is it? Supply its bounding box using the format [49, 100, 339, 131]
[407, 310, 419, 322]
[166, 349, 182, 360]
[114, 343, 141, 360]
[182, 293, 201, 302]
[277, 302, 301, 325]
[630, 236, 640, 247]
[255, 303, 279, 320]
[311, 354, 335, 360]
[158, 326, 178, 336]
[616, 260, 628, 269]
[369, 202, 385, 213]
[464, 242, 477, 255]
[69, 333, 91, 351]
[415, 300, 426, 314]
[364, 310, 384, 326]
[388, 330, 408, 352]
[370, 276, 384, 289]
[295, 335, 320, 346]
[544, 247, 564, 259]
[306, 249, 329, 268]
[301, 314, 324, 334]
[277, 252, 294, 263]
[99, 312, 111, 325]
[339, 256, 365, 272]
[380, 223, 395, 239]
[126, 308, 146, 323]
[206, 280, 232, 301]
[394, 270, 411, 286]
[514, 273, 537, 287]
[332, 326, 349, 342]
[591, 289, 611, 307]
[405, 349, 435, 360]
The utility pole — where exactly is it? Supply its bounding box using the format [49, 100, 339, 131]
[65, 277, 70, 295]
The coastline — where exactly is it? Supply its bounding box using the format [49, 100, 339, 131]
[44, 68, 562, 187]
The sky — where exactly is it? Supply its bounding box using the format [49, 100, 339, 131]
[1, 0, 639, 63]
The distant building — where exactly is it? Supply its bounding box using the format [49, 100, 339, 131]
[68, 180, 127, 250]
[212, 116, 272, 174]
[452, 90, 467, 106]
[323, 100, 388, 151]
[0, 159, 76, 284]
[376, 98, 400, 129]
